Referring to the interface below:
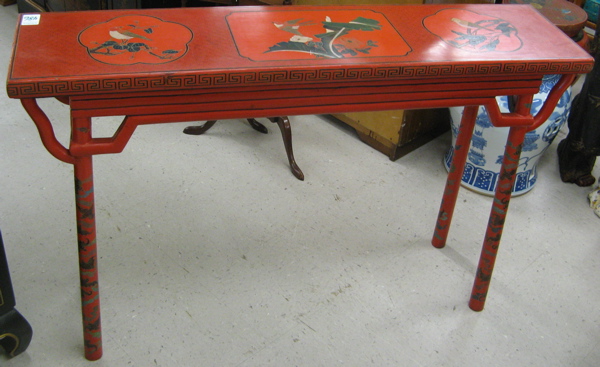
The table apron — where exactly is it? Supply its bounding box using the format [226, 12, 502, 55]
[69, 85, 540, 119]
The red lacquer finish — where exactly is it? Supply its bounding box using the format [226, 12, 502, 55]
[7, 5, 592, 99]
[469, 125, 528, 311]
[72, 117, 102, 360]
[78, 15, 193, 67]
[5, 4, 593, 360]
[433, 105, 478, 249]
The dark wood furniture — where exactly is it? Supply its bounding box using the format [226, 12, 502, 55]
[0, 231, 33, 358]
[184, 116, 304, 180]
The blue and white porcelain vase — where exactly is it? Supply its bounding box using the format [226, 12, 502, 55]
[445, 75, 572, 196]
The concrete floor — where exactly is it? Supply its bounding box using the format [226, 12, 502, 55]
[1, 4, 599, 367]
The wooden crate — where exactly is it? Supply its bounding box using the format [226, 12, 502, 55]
[333, 109, 449, 161]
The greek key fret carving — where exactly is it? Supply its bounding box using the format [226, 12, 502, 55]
[7, 61, 593, 98]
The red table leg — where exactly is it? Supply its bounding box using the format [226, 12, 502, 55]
[72, 117, 103, 360]
[21, 99, 102, 358]
[469, 125, 527, 311]
[432, 105, 478, 248]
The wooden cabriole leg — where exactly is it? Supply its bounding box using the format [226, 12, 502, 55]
[269, 116, 304, 181]
[183, 117, 304, 180]
[182, 120, 217, 135]
[432, 105, 478, 248]
[247, 118, 269, 134]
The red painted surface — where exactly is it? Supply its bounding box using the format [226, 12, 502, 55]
[423, 8, 523, 52]
[78, 15, 193, 65]
[226, 10, 411, 61]
[5, 4, 594, 360]
[7, 5, 592, 98]
[433, 105, 478, 249]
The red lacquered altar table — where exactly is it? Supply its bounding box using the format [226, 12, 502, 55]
[6, 4, 593, 360]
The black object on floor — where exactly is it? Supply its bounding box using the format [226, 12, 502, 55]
[0, 230, 32, 358]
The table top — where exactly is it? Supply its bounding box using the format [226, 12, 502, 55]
[6, 4, 593, 99]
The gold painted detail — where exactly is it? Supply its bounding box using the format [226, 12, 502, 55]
[0, 333, 20, 356]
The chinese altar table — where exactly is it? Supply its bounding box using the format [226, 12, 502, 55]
[6, 4, 593, 360]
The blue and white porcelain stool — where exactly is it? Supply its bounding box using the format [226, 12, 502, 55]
[445, 74, 573, 196]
